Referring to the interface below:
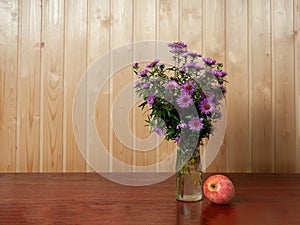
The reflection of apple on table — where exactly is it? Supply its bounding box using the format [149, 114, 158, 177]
[203, 174, 235, 204]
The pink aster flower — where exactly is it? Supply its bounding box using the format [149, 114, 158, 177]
[200, 98, 215, 114]
[164, 80, 179, 90]
[176, 92, 193, 108]
[181, 81, 196, 94]
[188, 117, 203, 131]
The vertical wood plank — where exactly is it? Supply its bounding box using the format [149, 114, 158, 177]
[223, 0, 251, 172]
[110, 0, 134, 171]
[64, 0, 87, 172]
[250, 0, 274, 172]
[179, 0, 203, 52]
[17, 0, 41, 172]
[295, 0, 300, 172]
[41, 0, 64, 172]
[156, 0, 178, 172]
[203, 0, 227, 172]
[272, 0, 296, 172]
[89, 0, 110, 172]
[0, 0, 18, 172]
[133, 0, 157, 170]
[228, 0, 251, 172]
[133, 0, 156, 41]
[157, 0, 178, 41]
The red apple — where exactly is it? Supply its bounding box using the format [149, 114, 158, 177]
[203, 174, 235, 204]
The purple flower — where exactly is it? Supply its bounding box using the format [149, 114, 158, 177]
[154, 125, 164, 136]
[168, 41, 187, 48]
[184, 61, 203, 71]
[133, 62, 139, 68]
[164, 80, 179, 90]
[188, 117, 203, 131]
[184, 61, 197, 69]
[146, 59, 160, 68]
[176, 92, 193, 108]
[146, 93, 155, 106]
[218, 79, 225, 85]
[200, 98, 215, 114]
[203, 57, 216, 65]
[221, 71, 227, 77]
[181, 81, 196, 94]
[221, 86, 227, 94]
[176, 123, 187, 129]
[179, 67, 186, 73]
[168, 41, 188, 54]
[134, 80, 141, 87]
[170, 48, 188, 54]
[143, 83, 150, 89]
[137, 69, 149, 77]
[196, 65, 205, 71]
[159, 64, 165, 69]
[211, 70, 223, 77]
[186, 51, 202, 58]
[175, 136, 181, 143]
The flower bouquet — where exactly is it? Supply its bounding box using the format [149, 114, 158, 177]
[133, 41, 227, 201]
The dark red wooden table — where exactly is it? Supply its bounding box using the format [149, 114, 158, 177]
[0, 173, 299, 224]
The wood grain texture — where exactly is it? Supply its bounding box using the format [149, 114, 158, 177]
[41, 0, 64, 172]
[203, 0, 227, 172]
[272, 0, 296, 172]
[296, 0, 300, 172]
[0, 0, 18, 172]
[89, 0, 110, 172]
[179, 0, 203, 52]
[133, 0, 158, 170]
[0, 0, 299, 172]
[250, 0, 273, 172]
[1, 173, 300, 224]
[110, 0, 134, 171]
[133, 0, 156, 41]
[17, 0, 41, 172]
[64, 0, 87, 172]
[225, 0, 251, 172]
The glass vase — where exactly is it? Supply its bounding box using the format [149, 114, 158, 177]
[176, 147, 202, 202]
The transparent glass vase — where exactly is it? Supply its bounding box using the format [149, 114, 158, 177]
[176, 148, 202, 202]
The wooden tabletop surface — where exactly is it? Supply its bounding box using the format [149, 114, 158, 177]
[0, 173, 299, 225]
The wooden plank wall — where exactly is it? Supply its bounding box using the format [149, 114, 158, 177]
[0, 0, 299, 173]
